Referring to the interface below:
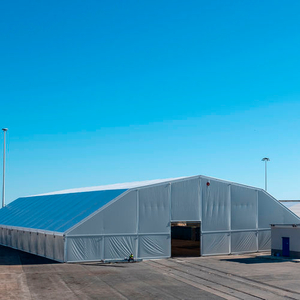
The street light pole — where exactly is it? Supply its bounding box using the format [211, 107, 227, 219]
[261, 157, 270, 191]
[2, 128, 8, 208]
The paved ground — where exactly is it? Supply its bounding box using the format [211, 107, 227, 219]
[1, 246, 300, 299]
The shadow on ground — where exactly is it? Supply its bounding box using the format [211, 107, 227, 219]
[0, 245, 58, 265]
[81, 262, 126, 267]
[220, 257, 285, 264]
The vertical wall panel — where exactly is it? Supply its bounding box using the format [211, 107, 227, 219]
[29, 232, 38, 254]
[171, 178, 200, 221]
[17, 231, 23, 250]
[67, 237, 85, 261]
[202, 180, 230, 231]
[4, 228, 7, 245]
[54, 236, 64, 262]
[67, 237, 102, 262]
[202, 233, 230, 255]
[231, 186, 257, 230]
[139, 235, 170, 258]
[104, 236, 136, 260]
[1, 228, 6, 245]
[231, 231, 257, 253]
[20, 231, 25, 250]
[139, 185, 170, 234]
[84, 237, 102, 261]
[37, 233, 45, 256]
[6, 229, 12, 247]
[11, 229, 17, 248]
[22, 231, 30, 252]
[45, 235, 54, 259]
[3, 228, 7, 245]
[258, 230, 271, 251]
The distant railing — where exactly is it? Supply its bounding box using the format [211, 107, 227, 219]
[279, 200, 300, 202]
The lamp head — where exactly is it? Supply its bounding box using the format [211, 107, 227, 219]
[2, 128, 8, 132]
[262, 157, 270, 162]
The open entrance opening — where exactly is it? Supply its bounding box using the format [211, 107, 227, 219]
[171, 222, 201, 257]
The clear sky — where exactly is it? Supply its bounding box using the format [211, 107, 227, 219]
[1, 1, 300, 204]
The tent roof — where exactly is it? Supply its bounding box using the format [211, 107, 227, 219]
[0, 177, 189, 233]
[0, 189, 126, 233]
[28, 174, 266, 198]
[29, 176, 188, 197]
[0, 175, 266, 234]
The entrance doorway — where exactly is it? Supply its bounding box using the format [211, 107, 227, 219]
[282, 237, 290, 257]
[171, 222, 201, 257]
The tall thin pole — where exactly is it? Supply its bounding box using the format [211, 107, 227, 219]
[265, 160, 267, 191]
[2, 128, 8, 208]
[262, 157, 270, 192]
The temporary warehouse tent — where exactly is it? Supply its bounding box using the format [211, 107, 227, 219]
[0, 175, 298, 262]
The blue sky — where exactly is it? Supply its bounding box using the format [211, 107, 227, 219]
[1, 1, 300, 203]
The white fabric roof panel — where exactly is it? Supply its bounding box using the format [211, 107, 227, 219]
[31, 177, 188, 197]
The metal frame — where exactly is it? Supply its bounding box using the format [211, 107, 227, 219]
[228, 184, 232, 254]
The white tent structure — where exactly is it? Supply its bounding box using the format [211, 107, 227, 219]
[0, 175, 298, 262]
[287, 203, 300, 217]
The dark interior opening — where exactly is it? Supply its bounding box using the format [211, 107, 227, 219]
[171, 222, 201, 257]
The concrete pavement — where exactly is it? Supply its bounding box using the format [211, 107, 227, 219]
[1, 246, 300, 299]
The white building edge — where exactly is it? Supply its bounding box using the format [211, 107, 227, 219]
[0, 175, 298, 262]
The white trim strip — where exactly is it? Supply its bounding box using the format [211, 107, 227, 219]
[0, 225, 64, 236]
[67, 232, 171, 238]
[202, 228, 270, 234]
[171, 220, 201, 223]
